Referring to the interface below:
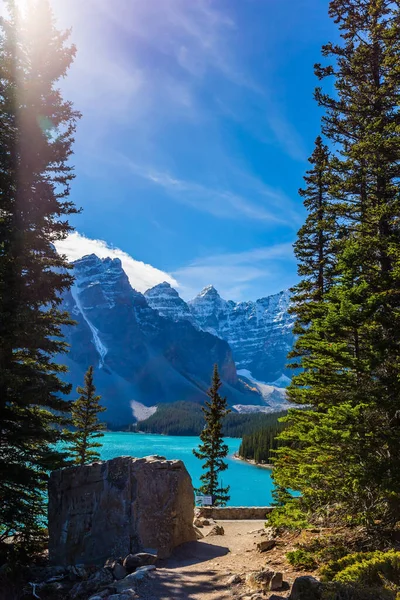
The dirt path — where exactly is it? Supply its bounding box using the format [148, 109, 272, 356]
[136, 521, 296, 600]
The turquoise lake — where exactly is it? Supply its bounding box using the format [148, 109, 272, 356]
[99, 432, 274, 506]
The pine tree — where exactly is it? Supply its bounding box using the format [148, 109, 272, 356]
[272, 0, 400, 529]
[0, 0, 80, 547]
[193, 365, 231, 506]
[70, 366, 106, 466]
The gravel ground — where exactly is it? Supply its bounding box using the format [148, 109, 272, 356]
[135, 520, 300, 600]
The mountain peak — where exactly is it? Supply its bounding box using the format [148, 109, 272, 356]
[144, 281, 193, 323]
[197, 284, 220, 299]
[145, 281, 180, 299]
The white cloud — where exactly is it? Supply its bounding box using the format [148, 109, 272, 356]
[55, 232, 178, 293]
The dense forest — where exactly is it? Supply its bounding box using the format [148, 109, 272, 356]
[238, 414, 285, 464]
[137, 401, 287, 438]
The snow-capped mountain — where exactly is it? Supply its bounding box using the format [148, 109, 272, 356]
[61, 255, 261, 425]
[146, 282, 295, 382]
[144, 282, 195, 324]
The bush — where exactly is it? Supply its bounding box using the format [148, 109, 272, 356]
[287, 548, 318, 570]
[320, 550, 400, 597]
[267, 498, 310, 531]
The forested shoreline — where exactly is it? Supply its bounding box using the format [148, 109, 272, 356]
[137, 401, 287, 438]
[238, 414, 285, 465]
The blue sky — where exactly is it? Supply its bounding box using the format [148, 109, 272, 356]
[52, 0, 335, 301]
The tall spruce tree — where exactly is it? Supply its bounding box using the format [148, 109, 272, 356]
[272, 0, 400, 529]
[193, 365, 231, 506]
[70, 366, 106, 466]
[0, 0, 80, 545]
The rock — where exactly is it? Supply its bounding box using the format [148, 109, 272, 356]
[289, 576, 322, 600]
[194, 526, 204, 540]
[269, 572, 283, 591]
[115, 566, 156, 591]
[228, 574, 243, 585]
[67, 565, 87, 581]
[113, 563, 127, 580]
[206, 525, 224, 536]
[29, 565, 66, 582]
[264, 526, 278, 539]
[193, 518, 204, 527]
[135, 565, 156, 576]
[88, 592, 110, 600]
[48, 456, 196, 565]
[202, 519, 210, 526]
[123, 552, 158, 573]
[257, 539, 276, 552]
[246, 570, 274, 592]
[108, 593, 138, 600]
[70, 568, 114, 598]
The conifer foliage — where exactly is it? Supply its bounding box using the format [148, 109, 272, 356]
[272, 0, 400, 529]
[70, 366, 106, 466]
[238, 413, 286, 465]
[193, 365, 231, 506]
[0, 0, 80, 544]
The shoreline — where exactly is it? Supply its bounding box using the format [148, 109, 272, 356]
[232, 452, 273, 470]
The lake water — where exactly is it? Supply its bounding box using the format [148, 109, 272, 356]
[99, 432, 275, 506]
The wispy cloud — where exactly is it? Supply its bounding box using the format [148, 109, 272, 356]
[127, 161, 293, 224]
[55, 232, 178, 293]
[53, 0, 306, 161]
[174, 242, 297, 301]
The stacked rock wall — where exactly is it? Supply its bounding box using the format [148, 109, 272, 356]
[196, 506, 273, 520]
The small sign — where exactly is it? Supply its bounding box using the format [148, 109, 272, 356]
[202, 495, 213, 506]
[195, 495, 203, 504]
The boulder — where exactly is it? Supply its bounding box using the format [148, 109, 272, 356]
[206, 525, 225, 536]
[48, 456, 196, 565]
[246, 569, 273, 591]
[270, 571, 283, 590]
[193, 518, 204, 527]
[289, 576, 322, 600]
[112, 563, 127, 580]
[115, 566, 156, 592]
[123, 552, 158, 574]
[256, 539, 275, 552]
[70, 568, 114, 599]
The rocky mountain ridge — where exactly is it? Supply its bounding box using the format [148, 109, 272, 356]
[145, 282, 295, 383]
[61, 254, 263, 425]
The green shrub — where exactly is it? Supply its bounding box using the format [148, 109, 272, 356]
[320, 551, 382, 582]
[287, 548, 318, 570]
[267, 499, 310, 531]
[320, 550, 400, 593]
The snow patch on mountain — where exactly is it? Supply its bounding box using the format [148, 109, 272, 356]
[268, 373, 292, 388]
[232, 404, 287, 414]
[237, 369, 288, 407]
[131, 400, 157, 422]
[70, 284, 108, 368]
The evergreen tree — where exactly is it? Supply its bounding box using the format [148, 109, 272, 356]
[272, 0, 400, 529]
[0, 0, 80, 546]
[193, 365, 231, 506]
[70, 366, 106, 465]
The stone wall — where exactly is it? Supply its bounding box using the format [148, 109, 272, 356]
[196, 506, 273, 520]
[48, 456, 196, 565]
